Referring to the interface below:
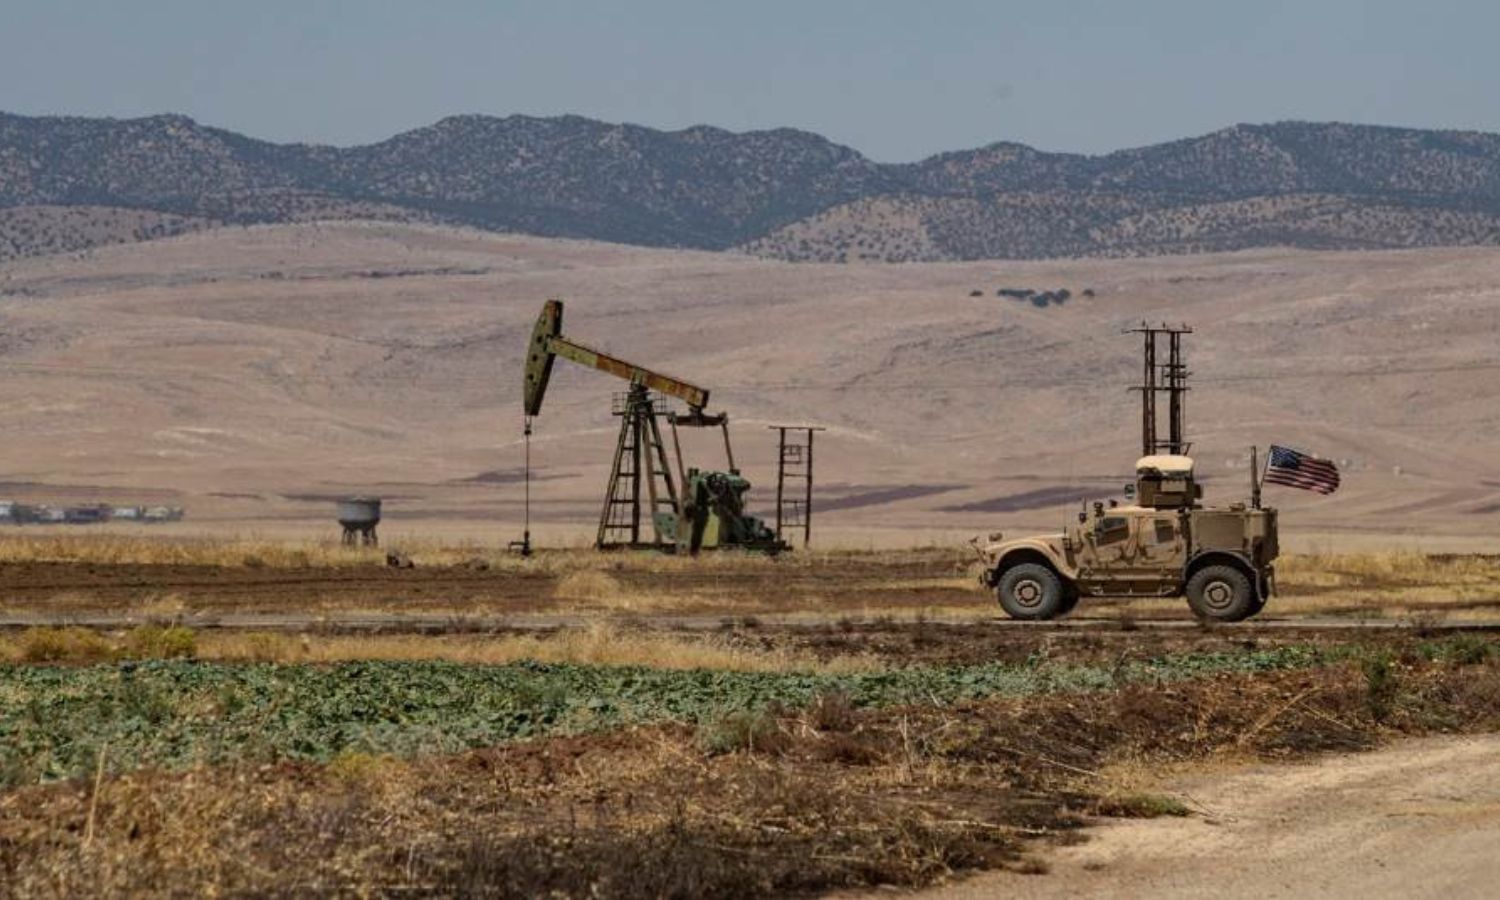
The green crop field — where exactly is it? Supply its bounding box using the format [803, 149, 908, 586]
[0, 646, 1339, 785]
[3, 632, 1497, 898]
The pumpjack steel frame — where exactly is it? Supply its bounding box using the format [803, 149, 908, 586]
[596, 388, 748, 550]
[523, 299, 765, 552]
[597, 386, 679, 548]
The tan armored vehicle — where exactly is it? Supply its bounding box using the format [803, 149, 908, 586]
[975, 455, 1278, 621]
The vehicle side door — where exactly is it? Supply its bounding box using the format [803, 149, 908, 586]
[1133, 512, 1188, 579]
[1076, 513, 1133, 574]
[1078, 512, 1184, 590]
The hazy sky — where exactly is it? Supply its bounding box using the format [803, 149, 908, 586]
[4, 0, 1498, 161]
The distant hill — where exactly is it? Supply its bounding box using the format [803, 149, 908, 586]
[4, 113, 1500, 261]
[749, 123, 1500, 260]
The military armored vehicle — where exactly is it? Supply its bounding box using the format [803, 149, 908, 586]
[974, 454, 1278, 621]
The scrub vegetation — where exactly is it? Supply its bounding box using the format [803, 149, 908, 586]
[1, 633, 1496, 897]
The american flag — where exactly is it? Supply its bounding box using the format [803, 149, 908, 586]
[1263, 445, 1341, 495]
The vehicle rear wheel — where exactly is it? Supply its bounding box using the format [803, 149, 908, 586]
[1249, 573, 1272, 616]
[1247, 588, 1268, 617]
[1185, 565, 1256, 622]
[997, 563, 1068, 620]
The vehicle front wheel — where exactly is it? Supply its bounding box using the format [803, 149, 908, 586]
[1185, 565, 1257, 622]
[997, 563, 1069, 620]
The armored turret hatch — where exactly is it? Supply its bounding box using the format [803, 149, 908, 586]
[1135, 455, 1201, 509]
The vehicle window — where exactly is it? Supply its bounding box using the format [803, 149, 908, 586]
[1154, 519, 1176, 544]
[1096, 516, 1130, 545]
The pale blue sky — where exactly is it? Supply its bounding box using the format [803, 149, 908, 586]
[3, 0, 1497, 161]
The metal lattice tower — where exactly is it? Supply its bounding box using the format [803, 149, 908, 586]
[597, 385, 679, 549]
[1128, 323, 1192, 456]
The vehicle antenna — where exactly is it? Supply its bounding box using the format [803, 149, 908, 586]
[1250, 445, 1262, 510]
[1127, 322, 1193, 456]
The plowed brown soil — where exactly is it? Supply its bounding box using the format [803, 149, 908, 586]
[6, 551, 1500, 624]
[0, 560, 553, 612]
[0, 552, 970, 617]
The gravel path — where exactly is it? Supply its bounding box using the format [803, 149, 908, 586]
[908, 733, 1500, 899]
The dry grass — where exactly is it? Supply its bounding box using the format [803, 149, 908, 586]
[0, 534, 383, 568]
[1271, 551, 1500, 619]
[0, 536, 974, 620]
[549, 570, 727, 614]
[2, 625, 196, 663]
[128, 592, 189, 621]
[1090, 753, 1218, 819]
[6, 648, 1498, 897]
[0, 533, 954, 573]
[0, 535, 1496, 622]
[13, 627, 114, 663]
[203, 625, 879, 673]
[552, 569, 623, 600]
[1278, 550, 1472, 586]
[0, 623, 879, 674]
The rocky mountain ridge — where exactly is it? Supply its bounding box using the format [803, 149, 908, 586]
[4, 112, 1500, 261]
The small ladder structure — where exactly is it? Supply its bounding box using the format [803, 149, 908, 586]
[769, 425, 823, 549]
[598, 385, 679, 549]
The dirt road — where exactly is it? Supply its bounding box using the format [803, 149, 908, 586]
[918, 733, 1500, 899]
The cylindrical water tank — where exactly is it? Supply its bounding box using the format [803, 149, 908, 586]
[336, 497, 382, 528]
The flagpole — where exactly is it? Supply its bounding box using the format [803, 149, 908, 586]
[1250, 445, 1262, 509]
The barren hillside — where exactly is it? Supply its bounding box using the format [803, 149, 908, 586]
[1, 222, 1498, 547]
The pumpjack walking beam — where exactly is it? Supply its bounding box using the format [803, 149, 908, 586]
[525, 300, 709, 417]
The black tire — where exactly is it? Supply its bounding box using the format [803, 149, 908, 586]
[1247, 578, 1269, 617]
[1250, 573, 1272, 616]
[997, 563, 1068, 620]
[1185, 565, 1257, 622]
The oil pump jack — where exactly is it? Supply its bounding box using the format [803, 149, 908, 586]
[521, 299, 785, 554]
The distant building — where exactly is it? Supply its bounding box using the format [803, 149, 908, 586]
[142, 506, 185, 523]
[0, 501, 184, 525]
[63, 505, 111, 524]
